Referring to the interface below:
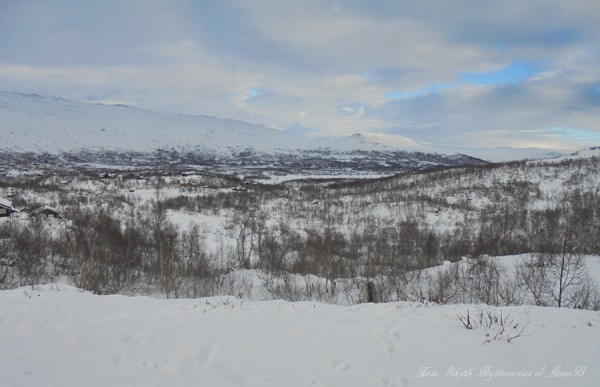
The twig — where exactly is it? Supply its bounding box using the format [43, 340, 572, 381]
[458, 308, 473, 329]
[507, 321, 531, 342]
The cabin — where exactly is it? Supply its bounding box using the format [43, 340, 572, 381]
[32, 205, 61, 219]
[0, 197, 15, 217]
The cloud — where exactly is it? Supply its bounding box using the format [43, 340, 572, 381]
[378, 68, 600, 150]
[1, 0, 599, 153]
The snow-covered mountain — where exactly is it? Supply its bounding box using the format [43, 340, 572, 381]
[0, 91, 417, 154]
[0, 91, 315, 154]
[0, 91, 486, 173]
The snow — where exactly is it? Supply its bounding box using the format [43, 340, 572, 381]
[0, 197, 13, 208]
[540, 147, 600, 163]
[446, 147, 570, 163]
[0, 92, 307, 154]
[2, 92, 600, 385]
[261, 171, 394, 184]
[1, 284, 599, 387]
[0, 91, 428, 155]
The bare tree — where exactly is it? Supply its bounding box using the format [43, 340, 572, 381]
[225, 208, 256, 269]
[545, 228, 587, 308]
[427, 265, 459, 304]
[466, 255, 503, 306]
[518, 227, 594, 308]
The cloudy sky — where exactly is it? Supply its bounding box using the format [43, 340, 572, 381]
[1, 0, 599, 152]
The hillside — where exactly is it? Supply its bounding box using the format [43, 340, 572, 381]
[1, 146, 599, 305]
[0, 91, 317, 154]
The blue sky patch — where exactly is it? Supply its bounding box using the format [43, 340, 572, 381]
[248, 88, 261, 98]
[460, 61, 539, 85]
[386, 83, 453, 100]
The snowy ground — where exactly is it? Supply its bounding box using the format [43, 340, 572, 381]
[1, 284, 598, 387]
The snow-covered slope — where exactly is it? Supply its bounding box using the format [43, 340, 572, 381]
[538, 146, 600, 163]
[1, 284, 598, 387]
[0, 91, 318, 153]
[0, 91, 427, 155]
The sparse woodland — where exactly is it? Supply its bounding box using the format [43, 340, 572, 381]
[1, 153, 599, 309]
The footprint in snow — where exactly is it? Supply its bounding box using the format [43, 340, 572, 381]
[327, 357, 352, 372]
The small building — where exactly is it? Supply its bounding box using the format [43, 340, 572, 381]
[32, 205, 61, 219]
[0, 197, 15, 217]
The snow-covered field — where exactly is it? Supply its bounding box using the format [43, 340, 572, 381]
[1, 284, 598, 387]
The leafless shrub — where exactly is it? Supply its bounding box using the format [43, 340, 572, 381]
[458, 308, 530, 344]
[427, 265, 459, 304]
